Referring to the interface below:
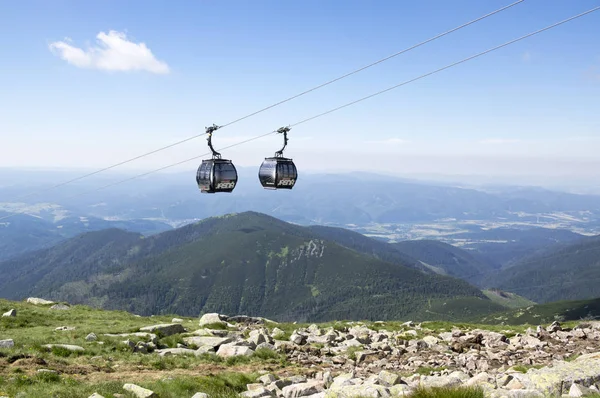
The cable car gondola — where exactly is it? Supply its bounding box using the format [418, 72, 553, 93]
[196, 124, 238, 193]
[258, 126, 297, 190]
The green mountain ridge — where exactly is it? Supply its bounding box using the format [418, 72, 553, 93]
[0, 211, 172, 261]
[306, 225, 432, 273]
[0, 211, 503, 322]
[393, 239, 495, 285]
[490, 235, 600, 303]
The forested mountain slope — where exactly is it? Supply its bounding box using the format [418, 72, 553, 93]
[0, 211, 501, 321]
[491, 235, 600, 303]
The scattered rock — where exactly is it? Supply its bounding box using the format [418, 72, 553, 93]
[377, 370, 401, 387]
[183, 336, 233, 349]
[199, 313, 226, 327]
[191, 394, 209, 398]
[0, 339, 14, 348]
[172, 318, 184, 323]
[568, 382, 596, 397]
[259, 374, 278, 385]
[26, 297, 55, 305]
[55, 326, 76, 331]
[123, 383, 156, 398]
[43, 344, 84, 352]
[86, 333, 98, 342]
[156, 348, 197, 356]
[240, 388, 273, 398]
[2, 309, 16, 317]
[327, 384, 389, 398]
[216, 344, 254, 358]
[229, 315, 273, 324]
[7, 306, 600, 398]
[134, 341, 149, 353]
[139, 323, 185, 336]
[50, 304, 71, 310]
[88, 394, 105, 398]
[290, 332, 307, 345]
[282, 381, 324, 398]
[37, 369, 58, 374]
[196, 345, 217, 355]
[103, 332, 158, 344]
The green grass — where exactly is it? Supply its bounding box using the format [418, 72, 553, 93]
[473, 297, 600, 326]
[407, 386, 485, 398]
[160, 334, 186, 348]
[345, 346, 363, 361]
[415, 366, 448, 376]
[0, 298, 293, 382]
[0, 371, 257, 398]
[510, 364, 544, 373]
[565, 353, 581, 362]
[202, 322, 228, 330]
[482, 289, 536, 309]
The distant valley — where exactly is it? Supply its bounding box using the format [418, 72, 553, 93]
[2, 168, 600, 262]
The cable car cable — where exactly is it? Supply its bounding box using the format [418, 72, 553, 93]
[0, 132, 276, 222]
[289, 5, 600, 128]
[2, 1, 525, 203]
[0, 5, 597, 221]
[217, 0, 525, 129]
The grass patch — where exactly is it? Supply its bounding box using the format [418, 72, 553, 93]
[510, 364, 544, 373]
[345, 346, 363, 361]
[0, 372, 257, 398]
[408, 385, 484, 398]
[272, 330, 291, 341]
[202, 322, 228, 330]
[160, 334, 186, 349]
[565, 353, 581, 362]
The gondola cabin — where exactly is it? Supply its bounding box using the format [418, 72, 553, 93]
[196, 159, 238, 193]
[258, 157, 297, 190]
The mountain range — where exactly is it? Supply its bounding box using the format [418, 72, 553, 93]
[2, 209, 600, 320]
[0, 211, 504, 322]
[489, 234, 600, 303]
[0, 210, 172, 261]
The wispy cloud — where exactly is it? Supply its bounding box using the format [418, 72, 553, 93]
[366, 138, 409, 145]
[49, 30, 170, 74]
[522, 51, 533, 63]
[479, 138, 521, 145]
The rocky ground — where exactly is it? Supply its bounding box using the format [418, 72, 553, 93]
[2, 299, 600, 397]
[189, 314, 600, 398]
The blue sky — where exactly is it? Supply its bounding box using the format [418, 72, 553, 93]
[1, 0, 599, 179]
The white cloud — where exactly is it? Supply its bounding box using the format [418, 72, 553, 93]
[366, 138, 409, 145]
[49, 30, 170, 74]
[522, 51, 532, 63]
[479, 138, 521, 145]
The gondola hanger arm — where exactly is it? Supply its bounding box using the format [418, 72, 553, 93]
[206, 124, 222, 159]
[275, 126, 291, 157]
